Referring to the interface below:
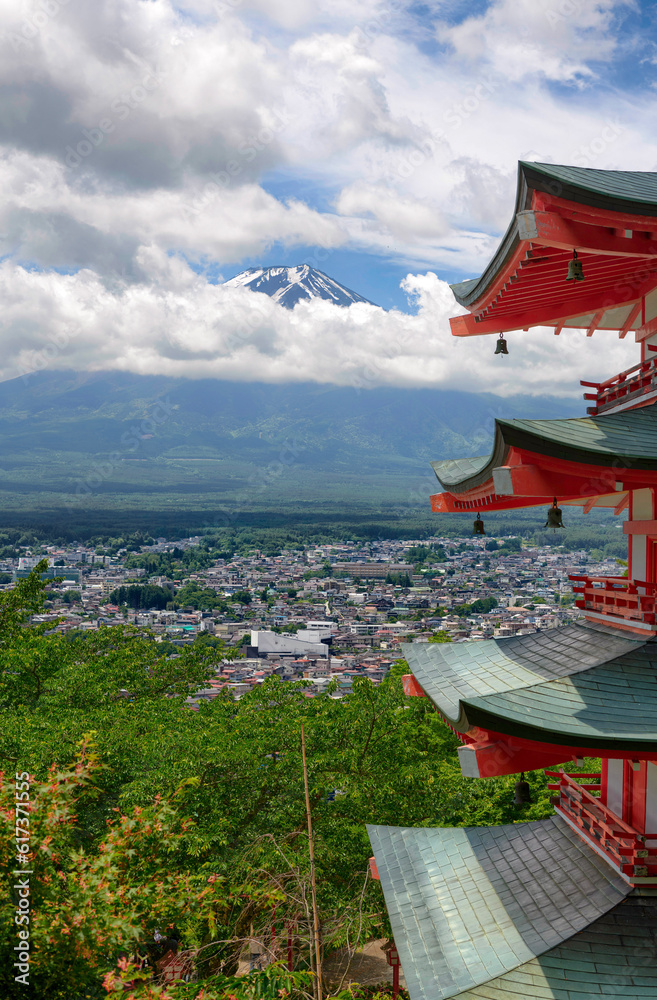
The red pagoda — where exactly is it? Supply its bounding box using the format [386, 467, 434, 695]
[368, 162, 657, 999]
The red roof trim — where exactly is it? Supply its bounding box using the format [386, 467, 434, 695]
[450, 190, 657, 336]
[431, 446, 656, 513]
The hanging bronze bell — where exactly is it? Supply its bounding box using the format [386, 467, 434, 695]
[544, 497, 565, 530]
[494, 334, 509, 355]
[473, 514, 485, 536]
[566, 249, 584, 282]
[513, 772, 532, 806]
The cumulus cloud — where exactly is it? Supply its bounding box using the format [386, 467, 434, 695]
[336, 181, 449, 241]
[435, 0, 634, 84]
[0, 0, 654, 397]
[2, 254, 636, 396]
[0, 152, 346, 276]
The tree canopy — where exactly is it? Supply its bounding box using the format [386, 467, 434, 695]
[0, 566, 556, 998]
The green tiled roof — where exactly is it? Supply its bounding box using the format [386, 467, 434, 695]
[429, 455, 491, 488]
[402, 622, 657, 751]
[450, 278, 479, 299]
[456, 892, 657, 999]
[450, 162, 657, 308]
[431, 401, 657, 493]
[367, 816, 630, 1000]
[524, 162, 657, 206]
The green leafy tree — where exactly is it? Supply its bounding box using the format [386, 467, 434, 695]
[110, 584, 173, 610]
[0, 746, 301, 999]
[428, 630, 451, 643]
[0, 568, 555, 997]
[174, 582, 226, 612]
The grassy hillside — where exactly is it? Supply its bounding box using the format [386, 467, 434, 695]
[0, 370, 594, 539]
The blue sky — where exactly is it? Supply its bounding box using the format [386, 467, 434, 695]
[0, 0, 656, 394]
[199, 0, 657, 310]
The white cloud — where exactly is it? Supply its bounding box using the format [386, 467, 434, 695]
[0, 0, 654, 399]
[2, 255, 636, 397]
[435, 0, 633, 84]
[336, 181, 449, 240]
[286, 30, 422, 156]
[1, 0, 653, 277]
[0, 151, 347, 273]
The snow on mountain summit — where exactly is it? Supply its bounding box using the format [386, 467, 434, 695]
[224, 265, 377, 309]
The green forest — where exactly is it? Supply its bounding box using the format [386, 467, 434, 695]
[0, 568, 567, 1000]
[0, 510, 629, 563]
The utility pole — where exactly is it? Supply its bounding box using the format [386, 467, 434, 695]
[301, 723, 322, 1000]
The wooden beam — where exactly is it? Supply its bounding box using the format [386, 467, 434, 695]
[587, 310, 605, 337]
[636, 316, 657, 341]
[430, 490, 564, 513]
[450, 269, 657, 336]
[472, 254, 648, 319]
[615, 494, 630, 516]
[620, 301, 642, 340]
[518, 252, 640, 280]
[623, 520, 657, 535]
[402, 674, 426, 697]
[488, 263, 657, 316]
[533, 190, 657, 233]
[517, 210, 657, 258]
[458, 738, 573, 779]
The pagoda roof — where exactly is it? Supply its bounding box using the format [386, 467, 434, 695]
[431, 401, 657, 512]
[367, 814, 631, 1000]
[402, 621, 657, 752]
[454, 894, 657, 1000]
[449, 161, 657, 339]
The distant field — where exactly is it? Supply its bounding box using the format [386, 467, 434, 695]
[0, 368, 622, 549]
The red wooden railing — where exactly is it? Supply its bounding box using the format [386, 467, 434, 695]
[569, 575, 657, 625]
[546, 770, 657, 884]
[545, 770, 602, 795]
[582, 348, 657, 414]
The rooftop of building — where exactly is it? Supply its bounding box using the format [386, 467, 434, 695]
[368, 813, 635, 1000]
[402, 620, 657, 753]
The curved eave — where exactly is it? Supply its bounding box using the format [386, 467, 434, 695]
[367, 816, 632, 1000]
[456, 893, 657, 1000]
[451, 161, 657, 310]
[402, 624, 657, 754]
[501, 412, 657, 470]
[460, 699, 657, 753]
[432, 403, 657, 495]
[412, 685, 657, 754]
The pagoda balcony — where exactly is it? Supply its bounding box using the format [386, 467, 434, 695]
[547, 770, 657, 885]
[582, 349, 657, 415]
[569, 574, 657, 628]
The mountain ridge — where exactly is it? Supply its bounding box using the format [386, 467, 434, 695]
[0, 369, 582, 468]
[0, 370, 586, 532]
[224, 264, 377, 309]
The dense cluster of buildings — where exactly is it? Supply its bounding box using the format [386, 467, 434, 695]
[3, 530, 620, 702]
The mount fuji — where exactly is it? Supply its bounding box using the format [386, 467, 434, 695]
[224, 265, 377, 309]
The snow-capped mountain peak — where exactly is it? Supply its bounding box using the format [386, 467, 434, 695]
[224, 265, 376, 309]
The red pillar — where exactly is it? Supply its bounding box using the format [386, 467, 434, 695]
[393, 963, 400, 999]
[622, 759, 648, 832]
[633, 762, 648, 833]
